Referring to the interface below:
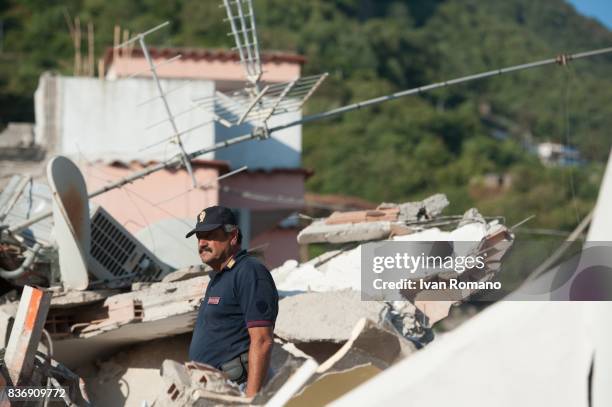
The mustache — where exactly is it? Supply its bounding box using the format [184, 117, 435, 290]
[199, 247, 212, 254]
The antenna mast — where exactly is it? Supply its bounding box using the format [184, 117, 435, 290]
[115, 22, 198, 188]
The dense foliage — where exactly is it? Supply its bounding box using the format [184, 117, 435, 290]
[1, 0, 611, 232]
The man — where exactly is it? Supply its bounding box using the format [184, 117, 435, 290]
[186, 205, 278, 397]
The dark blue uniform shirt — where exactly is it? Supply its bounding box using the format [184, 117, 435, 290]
[188, 250, 279, 369]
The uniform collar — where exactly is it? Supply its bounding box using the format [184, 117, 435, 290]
[222, 249, 247, 272]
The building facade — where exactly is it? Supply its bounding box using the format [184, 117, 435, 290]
[33, 47, 309, 268]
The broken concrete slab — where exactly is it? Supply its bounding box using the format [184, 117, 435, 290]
[273, 248, 362, 293]
[274, 291, 421, 360]
[49, 288, 119, 308]
[252, 343, 314, 405]
[77, 333, 192, 406]
[379, 193, 449, 222]
[161, 264, 210, 283]
[153, 360, 248, 406]
[297, 194, 449, 244]
[79, 335, 300, 407]
[297, 219, 404, 244]
[278, 216, 513, 330]
[279, 318, 416, 406]
[257, 317, 416, 406]
[277, 216, 512, 295]
[274, 291, 404, 344]
[185, 361, 243, 395]
[325, 208, 400, 225]
[35, 276, 208, 367]
[259, 359, 319, 407]
[317, 318, 416, 372]
[398, 223, 514, 309]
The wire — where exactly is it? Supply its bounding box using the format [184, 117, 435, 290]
[78, 156, 170, 252]
[217, 185, 353, 211]
[562, 64, 581, 227]
[121, 187, 156, 251]
[515, 228, 571, 237]
[85, 169, 197, 255]
[153, 166, 248, 206]
[41, 328, 54, 359]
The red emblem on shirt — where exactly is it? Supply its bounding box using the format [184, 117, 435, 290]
[208, 296, 220, 305]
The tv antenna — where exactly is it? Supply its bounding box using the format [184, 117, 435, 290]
[115, 22, 199, 188]
[190, 0, 328, 131]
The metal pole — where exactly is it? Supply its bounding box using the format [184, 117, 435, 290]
[137, 35, 197, 188]
[115, 21, 169, 48]
[269, 46, 612, 133]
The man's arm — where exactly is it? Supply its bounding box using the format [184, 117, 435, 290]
[245, 326, 274, 397]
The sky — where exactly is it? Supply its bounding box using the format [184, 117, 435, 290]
[567, 0, 612, 29]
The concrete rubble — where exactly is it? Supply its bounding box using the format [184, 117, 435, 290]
[275, 290, 414, 342]
[153, 360, 246, 406]
[255, 317, 416, 406]
[0, 183, 516, 405]
[0, 276, 208, 368]
[297, 193, 449, 244]
[285, 318, 415, 406]
[275, 207, 513, 327]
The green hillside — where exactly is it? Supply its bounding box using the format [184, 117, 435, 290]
[1, 0, 611, 232]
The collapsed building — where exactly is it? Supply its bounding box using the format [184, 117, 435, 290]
[1, 150, 609, 407]
[0, 152, 517, 405]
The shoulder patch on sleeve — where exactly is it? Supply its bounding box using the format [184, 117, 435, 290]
[256, 300, 269, 313]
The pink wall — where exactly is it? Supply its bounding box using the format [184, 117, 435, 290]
[219, 171, 306, 210]
[251, 228, 300, 269]
[81, 164, 306, 268]
[82, 162, 221, 234]
[108, 56, 301, 85]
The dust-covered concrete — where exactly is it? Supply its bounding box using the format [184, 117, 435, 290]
[275, 290, 405, 343]
[77, 333, 192, 407]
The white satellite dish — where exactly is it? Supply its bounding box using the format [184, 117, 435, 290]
[47, 155, 90, 290]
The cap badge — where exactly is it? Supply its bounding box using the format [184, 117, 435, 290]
[199, 210, 206, 223]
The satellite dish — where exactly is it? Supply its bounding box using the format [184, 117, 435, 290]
[47, 156, 90, 290]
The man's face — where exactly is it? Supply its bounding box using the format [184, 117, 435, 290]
[196, 227, 234, 268]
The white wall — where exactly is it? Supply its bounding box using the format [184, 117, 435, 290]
[215, 110, 302, 169]
[56, 76, 216, 163]
[35, 74, 303, 169]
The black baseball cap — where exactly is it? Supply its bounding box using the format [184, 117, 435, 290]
[185, 205, 238, 238]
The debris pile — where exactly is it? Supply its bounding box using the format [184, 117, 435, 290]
[153, 360, 246, 406]
[0, 183, 515, 405]
[296, 193, 449, 244]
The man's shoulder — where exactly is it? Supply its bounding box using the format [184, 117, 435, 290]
[235, 253, 270, 275]
[233, 253, 278, 295]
